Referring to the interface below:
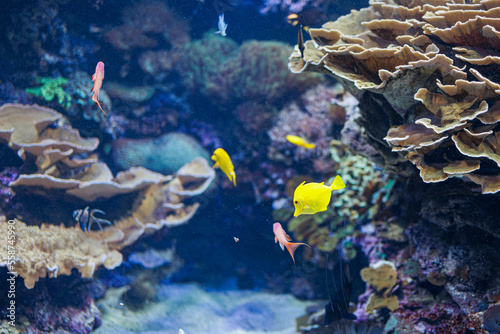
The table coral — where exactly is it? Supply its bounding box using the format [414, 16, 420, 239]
[289, 0, 500, 193]
[0, 158, 214, 288]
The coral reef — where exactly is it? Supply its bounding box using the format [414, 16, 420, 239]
[268, 84, 348, 172]
[211, 40, 323, 106]
[112, 132, 210, 174]
[360, 260, 399, 314]
[177, 34, 323, 107]
[289, 0, 500, 193]
[0, 271, 101, 333]
[0, 103, 214, 288]
[176, 33, 238, 97]
[0, 156, 214, 289]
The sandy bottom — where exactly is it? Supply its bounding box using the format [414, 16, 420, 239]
[94, 283, 314, 334]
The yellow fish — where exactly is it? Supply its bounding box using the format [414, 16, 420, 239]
[293, 175, 345, 216]
[211, 148, 236, 186]
[286, 135, 315, 149]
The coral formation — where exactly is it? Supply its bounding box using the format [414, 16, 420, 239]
[0, 157, 214, 288]
[177, 34, 238, 97]
[268, 84, 348, 172]
[361, 260, 399, 314]
[212, 40, 323, 105]
[112, 132, 210, 174]
[177, 34, 322, 107]
[289, 0, 500, 193]
[26, 77, 72, 109]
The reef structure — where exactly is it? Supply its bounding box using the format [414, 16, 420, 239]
[0, 104, 215, 288]
[289, 0, 500, 194]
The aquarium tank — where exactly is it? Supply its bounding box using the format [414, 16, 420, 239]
[0, 0, 499, 333]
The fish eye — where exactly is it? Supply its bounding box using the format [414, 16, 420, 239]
[294, 200, 298, 204]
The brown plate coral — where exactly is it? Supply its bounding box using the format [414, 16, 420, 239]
[289, 0, 500, 194]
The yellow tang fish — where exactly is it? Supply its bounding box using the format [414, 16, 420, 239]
[211, 148, 236, 186]
[286, 135, 315, 149]
[293, 175, 345, 216]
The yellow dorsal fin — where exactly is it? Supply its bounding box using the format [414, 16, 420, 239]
[329, 175, 345, 190]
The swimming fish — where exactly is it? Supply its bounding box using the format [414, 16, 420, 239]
[215, 14, 228, 36]
[273, 222, 310, 263]
[293, 175, 345, 216]
[91, 61, 107, 116]
[234, 237, 239, 243]
[211, 148, 236, 186]
[286, 135, 315, 149]
[73, 206, 112, 232]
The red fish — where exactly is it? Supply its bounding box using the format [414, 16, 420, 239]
[91, 61, 107, 116]
[273, 222, 310, 263]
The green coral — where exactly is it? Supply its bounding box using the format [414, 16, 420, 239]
[26, 77, 72, 109]
[177, 33, 238, 97]
[177, 35, 323, 106]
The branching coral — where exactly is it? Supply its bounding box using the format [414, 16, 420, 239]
[289, 0, 500, 193]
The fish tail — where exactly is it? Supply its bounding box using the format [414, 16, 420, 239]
[305, 143, 315, 149]
[96, 100, 107, 116]
[329, 175, 345, 191]
[285, 242, 311, 264]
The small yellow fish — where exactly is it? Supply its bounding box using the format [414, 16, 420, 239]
[286, 135, 315, 149]
[293, 175, 345, 216]
[211, 148, 236, 186]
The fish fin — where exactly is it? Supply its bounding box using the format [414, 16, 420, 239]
[212, 162, 219, 169]
[275, 236, 278, 243]
[285, 242, 310, 264]
[92, 73, 96, 81]
[285, 233, 292, 242]
[305, 143, 315, 149]
[330, 175, 345, 190]
[96, 100, 107, 116]
[231, 172, 236, 186]
[280, 242, 285, 251]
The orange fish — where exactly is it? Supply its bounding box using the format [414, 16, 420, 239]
[91, 61, 107, 116]
[273, 222, 310, 263]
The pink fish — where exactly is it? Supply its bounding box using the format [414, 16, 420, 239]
[91, 61, 107, 116]
[273, 222, 310, 263]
